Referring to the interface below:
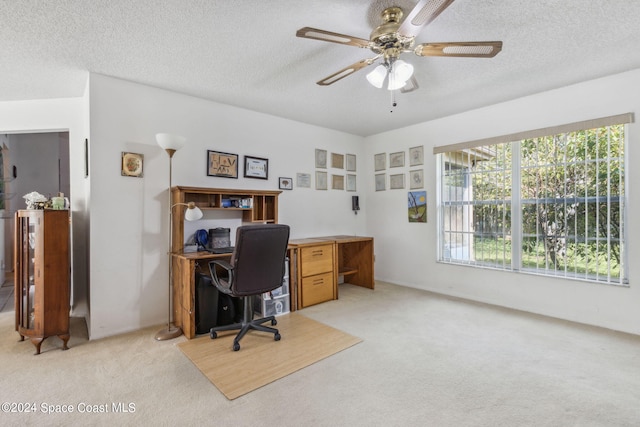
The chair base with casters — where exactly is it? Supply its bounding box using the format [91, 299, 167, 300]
[209, 295, 281, 351]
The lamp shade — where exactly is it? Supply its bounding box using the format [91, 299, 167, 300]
[393, 60, 414, 83]
[184, 204, 203, 221]
[366, 65, 387, 89]
[156, 133, 186, 151]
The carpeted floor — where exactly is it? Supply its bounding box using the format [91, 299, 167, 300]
[1, 281, 640, 426]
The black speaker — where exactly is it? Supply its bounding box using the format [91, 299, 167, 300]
[352, 195, 360, 212]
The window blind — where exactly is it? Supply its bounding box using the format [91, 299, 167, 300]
[433, 113, 634, 155]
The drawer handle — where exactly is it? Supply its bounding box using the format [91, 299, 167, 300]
[312, 279, 324, 285]
[311, 250, 324, 256]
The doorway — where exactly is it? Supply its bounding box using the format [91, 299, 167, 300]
[0, 131, 70, 313]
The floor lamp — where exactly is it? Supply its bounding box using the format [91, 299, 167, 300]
[155, 133, 203, 341]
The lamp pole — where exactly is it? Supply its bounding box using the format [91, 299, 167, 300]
[155, 136, 184, 341]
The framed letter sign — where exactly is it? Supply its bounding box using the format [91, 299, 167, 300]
[207, 150, 238, 178]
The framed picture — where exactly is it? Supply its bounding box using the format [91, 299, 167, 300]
[331, 153, 344, 169]
[332, 174, 344, 190]
[315, 149, 327, 168]
[207, 150, 238, 178]
[375, 173, 386, 191]
[409, 145, 424, 166]
[121, 152, 143, 178]
[244, 155, 268, 179]
[410, 169, 424, 189]
[390, 173, 405, 189]
[279, 177, 293, 190]
[296, 172, 311, 188]
[374, 153, 386, 171]
[316, 171, 327, 190]
[408, 191, 427, 223]
[346, 174, 357, 192]
[346, 153, 356, 171]
[390, 151, 405, 168]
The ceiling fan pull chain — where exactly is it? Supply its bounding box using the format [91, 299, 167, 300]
[390, 89, 397, 113]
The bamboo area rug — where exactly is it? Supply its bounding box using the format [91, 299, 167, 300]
[177, 312, 362, 400]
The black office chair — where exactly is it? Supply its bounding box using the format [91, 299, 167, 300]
[208, 224, 290, 351]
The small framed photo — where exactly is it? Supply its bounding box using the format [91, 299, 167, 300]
[207, 150, 238, 178]
[316, 171, 328, 190]
[244, 155, 268, 179]
[331, 153, 344, 169]
[410, 169, 424, 189]
[332, 174, 344, 190]
[390, 173, 405, 189]
[409, 145, 424, 166]
[122, 152, 143, 178]
[375, 173, 386, 191]
[374, 153, 386, 171]
[315, 149, 327, 168]
[297, 172, 311, 188]
[279, 177, 293, 190]
[390, 151, 405, 168]
[346, 154, 356, 171]
[346, 174, 357, 192]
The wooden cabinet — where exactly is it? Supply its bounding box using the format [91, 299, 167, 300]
[170, 187, 281, 339]
[14, 209, 70, 354]
[290, 236, 374, 311]
[293, 240, 336, 309]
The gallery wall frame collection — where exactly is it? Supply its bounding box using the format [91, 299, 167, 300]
[314, 148, 357, 192]
[374, 145, 424, 192]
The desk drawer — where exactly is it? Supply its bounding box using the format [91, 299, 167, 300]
[300, 244, 333, 277]
[301, 272, 334, 307]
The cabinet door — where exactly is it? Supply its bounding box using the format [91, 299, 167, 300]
[301, 272, 334, 307]
[300, 244, 333, 277]
[16, 212, 39, 330]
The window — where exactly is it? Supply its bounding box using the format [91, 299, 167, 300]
[437, 115, 629, 285]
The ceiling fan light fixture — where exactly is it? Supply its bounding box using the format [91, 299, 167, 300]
[366, 64, 387, 88]
[392, 60, 414, 83]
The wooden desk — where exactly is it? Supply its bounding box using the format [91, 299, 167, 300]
[172, 251, 231, 339]
[174, 236, 374, 338]
[289, 236, 374, 310]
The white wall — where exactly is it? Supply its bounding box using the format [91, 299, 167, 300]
[0, 96, 89, 319]
[364, 68, 640, 336]
[88, 74, 366, 339]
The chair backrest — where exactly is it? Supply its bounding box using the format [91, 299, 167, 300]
[229, 224, 290, 296]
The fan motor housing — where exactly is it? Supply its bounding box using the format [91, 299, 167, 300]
[369, 7, 414, 56]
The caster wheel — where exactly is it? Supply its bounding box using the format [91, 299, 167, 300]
[271, 319, 277, 326]
[274, 333, 281, 341]
[210, 331, 217, 339]
[233, 342, 241, 351]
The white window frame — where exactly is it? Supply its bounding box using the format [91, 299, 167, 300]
[435, 114, 631, 286]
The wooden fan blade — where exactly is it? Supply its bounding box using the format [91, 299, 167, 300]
[400, 76, 420, 93]
[296, 27, 371, 48]
[316, 59, 376, 86]
[415, 41, 503, 58]
[397, 0, 456, 38]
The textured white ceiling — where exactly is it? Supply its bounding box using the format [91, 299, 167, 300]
[2, 0, 640, 136]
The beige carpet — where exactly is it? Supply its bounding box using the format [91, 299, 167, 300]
[178, 312, 362, 400]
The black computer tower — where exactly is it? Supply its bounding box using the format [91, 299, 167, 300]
[195, 272, 244, 334]
[195, 273, 220, 335]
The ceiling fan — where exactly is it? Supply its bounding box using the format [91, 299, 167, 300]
[296, 0, 502, 93]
